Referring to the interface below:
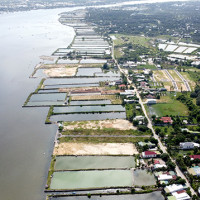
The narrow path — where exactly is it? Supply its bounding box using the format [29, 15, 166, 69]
[174, 69, 191, 91]
[61, 135, 150, 138]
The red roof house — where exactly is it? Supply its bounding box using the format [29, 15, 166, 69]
[142, 151, 157, 158]
[190, 155, 200, 160]
[160, 117, 173, 124]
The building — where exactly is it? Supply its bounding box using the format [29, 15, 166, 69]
[133, 115, 145, 121]
[158, 174, 173, 181]
[189, 155, 200, 160]
[142, 151, 157, 158]
[160, 117, 173, 124]
[188, 166, 200, 176]
[180, 142, 199, 150]
[146, 99, 157, 104]
[154, 164, 167, 170]
[164, 184, 184, 193]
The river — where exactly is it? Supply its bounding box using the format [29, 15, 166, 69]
[0, 7, 78, 200]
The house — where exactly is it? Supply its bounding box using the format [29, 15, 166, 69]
[119, 84, 126, 89]
[180, 142, 199, 150]
[160, 117, 173, 124]
[142, 151, 157, 158]
[146, 99, 157, 104]
[158, 174, 173, 181]
[168, 190, 190, 200]
[134, 115, 145, 121]
[188, 166, 200, 176]
[164, 184, 184, 193]
[189, 155, 200, 160]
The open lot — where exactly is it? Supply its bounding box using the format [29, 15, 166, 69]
[147, 94, 189, 117]
[63, 119, 136, 130]
[53, 143, 138, 156]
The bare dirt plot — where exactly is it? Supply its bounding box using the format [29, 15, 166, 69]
[64, 119, 136, 130]
[71, 95, 122, 104]
[53, 143, 138, 155]
[153, 70, 170, 82]
[43, 67, 77, 77]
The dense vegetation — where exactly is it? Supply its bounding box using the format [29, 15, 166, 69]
[86, 2, 200, 42]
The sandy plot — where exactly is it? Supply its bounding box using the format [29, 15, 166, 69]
[53, 143, 138, 155]
[43, 67, 77, 77]
[64, 119, 136, 130]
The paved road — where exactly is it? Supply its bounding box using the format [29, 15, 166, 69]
[164, 69, 178, 91]
[175, 69, 191, 92]
[112, 41, 197, 196]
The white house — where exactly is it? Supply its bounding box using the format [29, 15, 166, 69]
[172, 191, 190, 200]
[180, 142, 200, 150]
[133, 115, 145, 121]
[146, 99, 157, 104]
[142, 151, 157, 158]
[158, 174, 173, 181]
[165, 184, 184, 193]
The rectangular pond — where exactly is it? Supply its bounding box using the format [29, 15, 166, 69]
[49, 191, 164, 200]
[50, 112, 126, 122]
[53, 105, 125, 114]
[76, 68, 102, 76]
[38, 89, 59, 93]
[29, 93, 67, 102]
[44, 83, 99, 89]
[44, 77, 119, 85]
[133, 170, 156, 186]
[50, 170, 133, 190]
[70, 100, 111, 105]
[26, 101, 65, 107]
[55, 156, 135, 170]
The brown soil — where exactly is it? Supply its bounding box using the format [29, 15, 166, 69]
[53, 142, 138, 155]
[64, 119, 137, 130]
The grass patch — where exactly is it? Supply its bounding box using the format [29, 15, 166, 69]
[46, 156, 56, 189]
[148, 93, 189, 116]
[59, 136, 147, 144]
[45, 106, 54, 124]
[35, 78, 45, 93]
[62, 128, 151, 136]
[136, 64, 157, 70]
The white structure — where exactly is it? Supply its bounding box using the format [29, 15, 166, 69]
[133, 115, 145, 121]
[146, 99, 157, 104]
[158, 174, 173, 181]
[165, 184, 184, 193]
[172, 191, 190, 200]
[180, 142, 200, 150]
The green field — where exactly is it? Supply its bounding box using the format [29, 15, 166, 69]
[59, 136, 147, 144]
[146, 94, 189, 117]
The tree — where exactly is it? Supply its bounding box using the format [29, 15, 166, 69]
[161, 153, 169, 162]
[155, 128, 161, 135]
